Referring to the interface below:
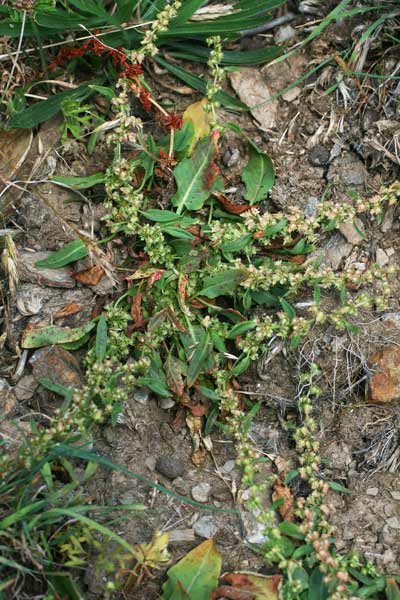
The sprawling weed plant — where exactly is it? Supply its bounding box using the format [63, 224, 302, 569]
[1, 0, 400, 598]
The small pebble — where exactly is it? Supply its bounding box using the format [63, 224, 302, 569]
[390, 491, 400, 500]
[366, 487, 379, 496]
[193, 515, 218, 538]
[155, 456, 185, 480]
[376, 248, 389, 266]
[191, 482, 211, 503]
[386, 517, 400, 530]
[222, 148, 240, 168]
[274, 24, 296, 44]
[309, 144, 330, 167]
[282, 86, 301, 102]
[134, 387, 149, 405]
[222, 460, 236, 474]
[159, 397, 175, 409]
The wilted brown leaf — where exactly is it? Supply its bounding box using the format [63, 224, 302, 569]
[73, 264, 104, 285]
[54, 303, 83, 319]
[213, 191, 251, 215]
[272, 476, 295, 522]
[211, 572, 281, 600]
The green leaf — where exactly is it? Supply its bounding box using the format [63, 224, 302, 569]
[198, 270, 247, 299]
[47, 572, 85, 600]
[22, 325, 87, 349]
[284, 469, 299, 484]
[143, 209, 182, 223]
[242, 141, 274, 204]
[292, 544, 313, 559]
[35, 239, 88, 269]
[50, 172, 105, 189]
[280, 298, 295, 320]
[137, 377, 171, 398]
[155, 56, 245, 110]
[95, 315, 107, 362]
[329, 481, 352, 494]
[162, 539, 221, 600]
[227, 320, 257, 339]
[231, 355, 251, 377]
[386, 578, 400, 600]
[8, 82, 97, 129]
[172, 137, 215, 214]
[278, 522, 304, 540]
[88, 84, 116, 100]
[187, 331, 212, 387]
[308, 568, 329, 600]
[221, 233, 253, 256]
[163, 226, 195, 240]
[39, 378, 73, 402]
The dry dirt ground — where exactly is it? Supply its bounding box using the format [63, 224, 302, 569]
[1, 9, 400, 599]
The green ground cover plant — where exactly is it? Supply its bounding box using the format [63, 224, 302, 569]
[1, 1, 400, 598]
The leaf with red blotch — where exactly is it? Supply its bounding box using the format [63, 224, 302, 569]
[211, 572, 281, 600]
[72, 264, 104, 286]
[165, 354, 185, 398]
[212, 191, 251, 215]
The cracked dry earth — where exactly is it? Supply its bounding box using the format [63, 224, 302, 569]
[1, 19, 400, 600]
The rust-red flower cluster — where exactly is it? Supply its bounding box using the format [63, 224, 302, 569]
[48, 34, 183, 132]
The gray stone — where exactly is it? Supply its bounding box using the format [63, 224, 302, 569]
[191, 482, 211, 503]
[155, 456, 185, 480]
[282, 87, 301, 103]
[390, 491, 400, 500]
[309, 144, 330, 167]
[222, 148, 240, 168]
[193, 515, 218, 538]
[324, 235, 352, 270]
[305, 196, 320, 217]
[376, 248, 389, 266]
[386, 517, 400, 529]
[222, 460, 236, 474]
[173, 477, 191, 496]
[159, 397, 175, 409]
[14, 375, 37, 401]
[274, 24, 296, 44]
[339, 218, 365, 245]
[327, 152, 366, 187]
[134, 387, 149, 405]
[17, 250, 75, 288]
[366, 487, 379, 496]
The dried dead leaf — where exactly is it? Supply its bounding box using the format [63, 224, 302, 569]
[213, 191, 251, 215]
[54, 303, 83, 319]
[183, 98, 211, 145]
[72, 264, 105, 286]
[272, 476, 295, 522]
[191, 447, 206, 467]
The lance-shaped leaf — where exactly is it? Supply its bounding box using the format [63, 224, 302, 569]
[198, 269, 247, 299]
[22, 325, 88, 349]
[242, 140, 274, 204]
[162, 539, 221, 600]
[35, 239, 88, 269]
[172, 137, 215, 214]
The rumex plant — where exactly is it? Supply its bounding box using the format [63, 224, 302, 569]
[1, 1, 400, 598]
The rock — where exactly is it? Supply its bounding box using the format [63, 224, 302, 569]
[274, 24, 296, 44]
[30, 346, 84, 390]
[212, 481, 231, 501]
[193, 515, 218, 538]
[362, 109, 379, 132]
[324, 235, 352, 270]
[90, 274, 115, 296]
[309, 145, 330, 166]
[386, 517, 400, 530]
[376, 248, 389, 266]
[381, 206, 395, 233]
[366, 487, 379, 496]
[222, 148, 240, 168]
[327, 152, 367, 187]
[191, 482, 211, 503]
[14, 374, 37, 401]
[324, 441, 352, 470]
[0, 129, 33, 181]
[382, 549, 396, 565]
[229, 69, 278, 130]
[339, 219, 365, 245]
[159, 397, 175, 409]
[16, 251, 75, 288]
[222, 460, 236, 474]
[367, 345, 400, 403]
[145, 456, 156, 471]
[390, 491, 400, 500]
[0, 388, 17, 414]
[133, 387, 149, 405]
[282, 87, 301, 102]
[155, 456, 185, 480]
[173, 477, 191, 496]
[305, 196, 320, 217]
